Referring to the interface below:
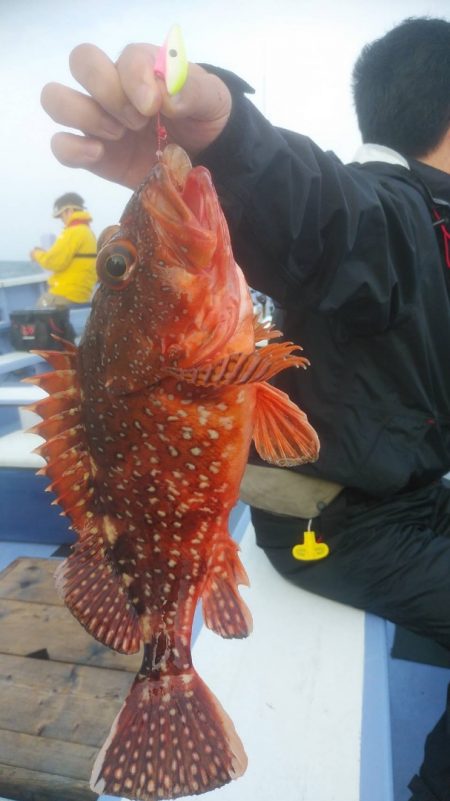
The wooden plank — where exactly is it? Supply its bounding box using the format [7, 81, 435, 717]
[0, 682, 120, 746]
[0, 597, 142, 671]
[0, 557, 64, 605]
[0, 764, 97, 801]
[0, 655, 130, 746]
[0, 729, 97, 780]
[0, 557, 142, 670]
[0, 652, 133, 698]
[0, 558, 140, 799]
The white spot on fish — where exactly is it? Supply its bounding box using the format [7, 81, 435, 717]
[104, 516, 119, 545]
[197, 406, 210, 425]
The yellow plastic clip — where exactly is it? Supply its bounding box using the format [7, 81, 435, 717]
[292, 520, 330, 561]
[154, 24, 188, 96]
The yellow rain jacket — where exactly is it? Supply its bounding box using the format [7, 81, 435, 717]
[33, 210, 97, 303]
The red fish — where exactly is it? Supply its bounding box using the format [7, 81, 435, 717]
[28, 144, 319, 801]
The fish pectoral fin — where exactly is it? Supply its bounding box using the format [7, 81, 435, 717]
[253, 381, 320, 466]
[202, 539, 252, 639]
[55, 533, 141, 654]
[166, 340, 309, 388]
[252, 314, 282, 343]
[90, 667, 247, 799]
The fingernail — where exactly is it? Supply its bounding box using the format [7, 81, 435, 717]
[82, 140, 103, 162]
[123, 103, 148, 129]
[133, 83, 154, 115]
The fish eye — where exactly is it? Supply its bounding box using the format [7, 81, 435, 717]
[96, 241, 137, 288]
[105, 254, 128, 277]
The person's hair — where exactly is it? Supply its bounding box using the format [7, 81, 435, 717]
[352, 17, 450, 157]
[53, 192, 85, 217]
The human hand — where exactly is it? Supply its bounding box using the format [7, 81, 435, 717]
[30, 247, 44, 261]
[41, 43, 232, 189]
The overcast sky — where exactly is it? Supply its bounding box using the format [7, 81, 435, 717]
[2, 0, 449, 260]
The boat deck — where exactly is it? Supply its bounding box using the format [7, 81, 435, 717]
[2, 514, 449, 801]
[0, 517, 370, 801]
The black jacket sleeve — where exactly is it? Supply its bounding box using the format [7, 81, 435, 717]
[196, 67, 420, 334]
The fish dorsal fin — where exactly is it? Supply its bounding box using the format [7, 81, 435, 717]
[31, 342, 77, 370]
[253, 382, 320, 466]
[25, 350, 93, 531]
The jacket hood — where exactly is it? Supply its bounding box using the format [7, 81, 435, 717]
[66, 210, 93, 225]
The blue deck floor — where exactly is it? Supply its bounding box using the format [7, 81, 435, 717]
[387, 622, 449, 801]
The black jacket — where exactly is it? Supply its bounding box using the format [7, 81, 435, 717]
[198, 69, 450, 497]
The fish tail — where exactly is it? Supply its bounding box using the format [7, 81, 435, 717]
[90, 668, 247, 800]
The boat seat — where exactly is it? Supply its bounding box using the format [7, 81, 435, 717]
[0, 384, 46, 436]
[0, 351, 44, 377]
[0, 427, 73, 544]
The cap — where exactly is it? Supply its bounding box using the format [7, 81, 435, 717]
[52, 192, 86, 218]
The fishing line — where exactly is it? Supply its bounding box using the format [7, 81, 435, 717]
[155, 112, 167, 160]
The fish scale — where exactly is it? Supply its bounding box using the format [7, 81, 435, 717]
[30, 144, 320, 801]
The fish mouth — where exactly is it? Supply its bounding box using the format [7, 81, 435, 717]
[140, 145, 242, 366]
[140, 148, 219, 274]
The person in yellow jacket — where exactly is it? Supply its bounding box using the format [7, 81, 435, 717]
[30, 192, 97, 307]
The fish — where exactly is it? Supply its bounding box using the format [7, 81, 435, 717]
[27, 143, 320, 801]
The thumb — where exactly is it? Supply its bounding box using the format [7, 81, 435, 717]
[160, 63, 231, 124]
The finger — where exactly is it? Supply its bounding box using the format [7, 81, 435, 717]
[161, 64, 232, 122]
[69, 43, 148, 129]
[50, 132, 105, 168]
[115, 44, 203, 120]
[49, 131, 151, 189]
[41, 83, 125, 140]
[116, 43, 164, 116]
[116, 46, 231, 133]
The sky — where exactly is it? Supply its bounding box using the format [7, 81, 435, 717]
[2, 0, 449, 260]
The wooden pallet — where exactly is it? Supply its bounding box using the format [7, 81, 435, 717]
[0, 557, 142, 801]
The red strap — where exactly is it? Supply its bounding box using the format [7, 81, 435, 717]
[67, 219, 89, 227]
[432, 208, 450, 269]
